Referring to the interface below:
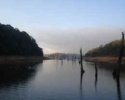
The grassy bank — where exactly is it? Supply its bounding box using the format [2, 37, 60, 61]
[84, 56, 125, 64]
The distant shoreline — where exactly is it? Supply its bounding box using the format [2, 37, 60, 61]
[84, 56, 125, 64]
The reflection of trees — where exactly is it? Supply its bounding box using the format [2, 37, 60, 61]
[0, 62, 42, 88]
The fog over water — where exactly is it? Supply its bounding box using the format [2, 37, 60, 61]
[0, 0, 124, 54]
[30, 27, 124, 54]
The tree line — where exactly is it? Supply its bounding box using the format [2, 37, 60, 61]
[0, 23, 43, 56]
[85, 40, 125, 57]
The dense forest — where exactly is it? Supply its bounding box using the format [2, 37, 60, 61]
[85, 40, 125, 57]
[0, 23, 43, 56]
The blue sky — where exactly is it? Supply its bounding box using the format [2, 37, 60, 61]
[0, 0, 125, 54]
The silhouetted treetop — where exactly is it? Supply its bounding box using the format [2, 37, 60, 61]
[0, 23, 43, 56]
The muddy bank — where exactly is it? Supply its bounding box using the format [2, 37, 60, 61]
[0, 56, 48, 64]
[84, 56, 125, 64]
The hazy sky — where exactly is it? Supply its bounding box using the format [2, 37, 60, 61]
[0, 0, 125, 54]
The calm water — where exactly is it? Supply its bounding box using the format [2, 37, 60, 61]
[0, 60, 125, 100]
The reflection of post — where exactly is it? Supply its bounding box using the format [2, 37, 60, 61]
[72, 60, 73, 66]
[95, 63, 98, 89]
[80, 72, 84, 98]
[116, 77, 122, 100]
[61, 60, 63, 66]
[67, 55, 69, 61]
[56, 58, 58, 69]
[113, 33, 124, 78]
[80, 48, 85, 73]
[113, 74, 122, 100]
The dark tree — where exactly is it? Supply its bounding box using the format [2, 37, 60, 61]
[0, 23, 43, 56]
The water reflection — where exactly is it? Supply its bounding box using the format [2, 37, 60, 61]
[116, 77, 122, 100]
[61, 60, 63, 67]
[95, 63, 98, 89]
[80, 72, 83, 92]
[0, 62, 42, 88]
[113, 74, 122, 100]
[56, 59, 58, 69]
[72, 60, 76, 67]
[1, 60, 125, 100]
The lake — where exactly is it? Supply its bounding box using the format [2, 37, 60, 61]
[0, 60, 125, 100]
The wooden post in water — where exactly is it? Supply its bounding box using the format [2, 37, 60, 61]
[113, 32, 124, 78]
[118, 33, 124, 64]
[80, 48, 85, 73]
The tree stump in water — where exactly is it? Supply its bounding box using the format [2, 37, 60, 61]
[80, 48, 85, 73]
[113, 32, 124, 78]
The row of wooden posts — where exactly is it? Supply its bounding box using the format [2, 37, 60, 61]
[80, 32, 124, 78]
